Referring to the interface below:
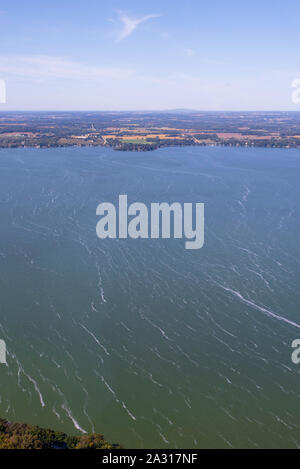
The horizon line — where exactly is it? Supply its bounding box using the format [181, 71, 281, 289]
[0, 109, 300, 113]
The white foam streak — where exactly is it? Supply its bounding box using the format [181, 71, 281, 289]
[219, 284, 300, 330]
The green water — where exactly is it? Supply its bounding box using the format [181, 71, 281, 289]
[0, 145, 299, 448]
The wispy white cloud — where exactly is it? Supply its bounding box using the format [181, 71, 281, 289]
[114, 12, 160, 42]
[0, 55, 134, 81]
[1, 59, 290, 111]
[160, 31, 171, 40]
[184, 48, 196, 57]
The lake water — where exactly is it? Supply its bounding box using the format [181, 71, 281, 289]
[0, 145, 299, 448]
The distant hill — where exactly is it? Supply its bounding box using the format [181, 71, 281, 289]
[0, 417, 121, 449]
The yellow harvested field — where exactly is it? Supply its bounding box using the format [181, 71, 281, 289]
[0, 132, 35, 137]
[102, 134, 184, 140]
[216, 133, 274, 140]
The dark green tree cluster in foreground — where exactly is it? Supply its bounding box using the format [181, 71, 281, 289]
[0, 418, 121, 449]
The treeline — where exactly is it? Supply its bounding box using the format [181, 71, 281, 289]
[0, 417, 121, 449]
[105, 137, 196, 151]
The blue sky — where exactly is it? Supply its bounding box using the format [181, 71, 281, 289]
[1, 0, 300, 110]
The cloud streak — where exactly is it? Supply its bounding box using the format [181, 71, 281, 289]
[184, 48, 196, 57]
[0, 55, 134, 81]
[115, 12, 160, 42]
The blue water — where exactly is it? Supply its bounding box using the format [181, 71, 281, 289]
[0, 145, 299, 448]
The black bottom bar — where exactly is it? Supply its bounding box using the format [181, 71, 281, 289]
[0, 448, 294, 466]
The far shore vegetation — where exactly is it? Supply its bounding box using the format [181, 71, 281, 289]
[1, 111, 300, 151]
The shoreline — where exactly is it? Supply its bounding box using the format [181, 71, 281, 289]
[1, 139, 300, 152]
